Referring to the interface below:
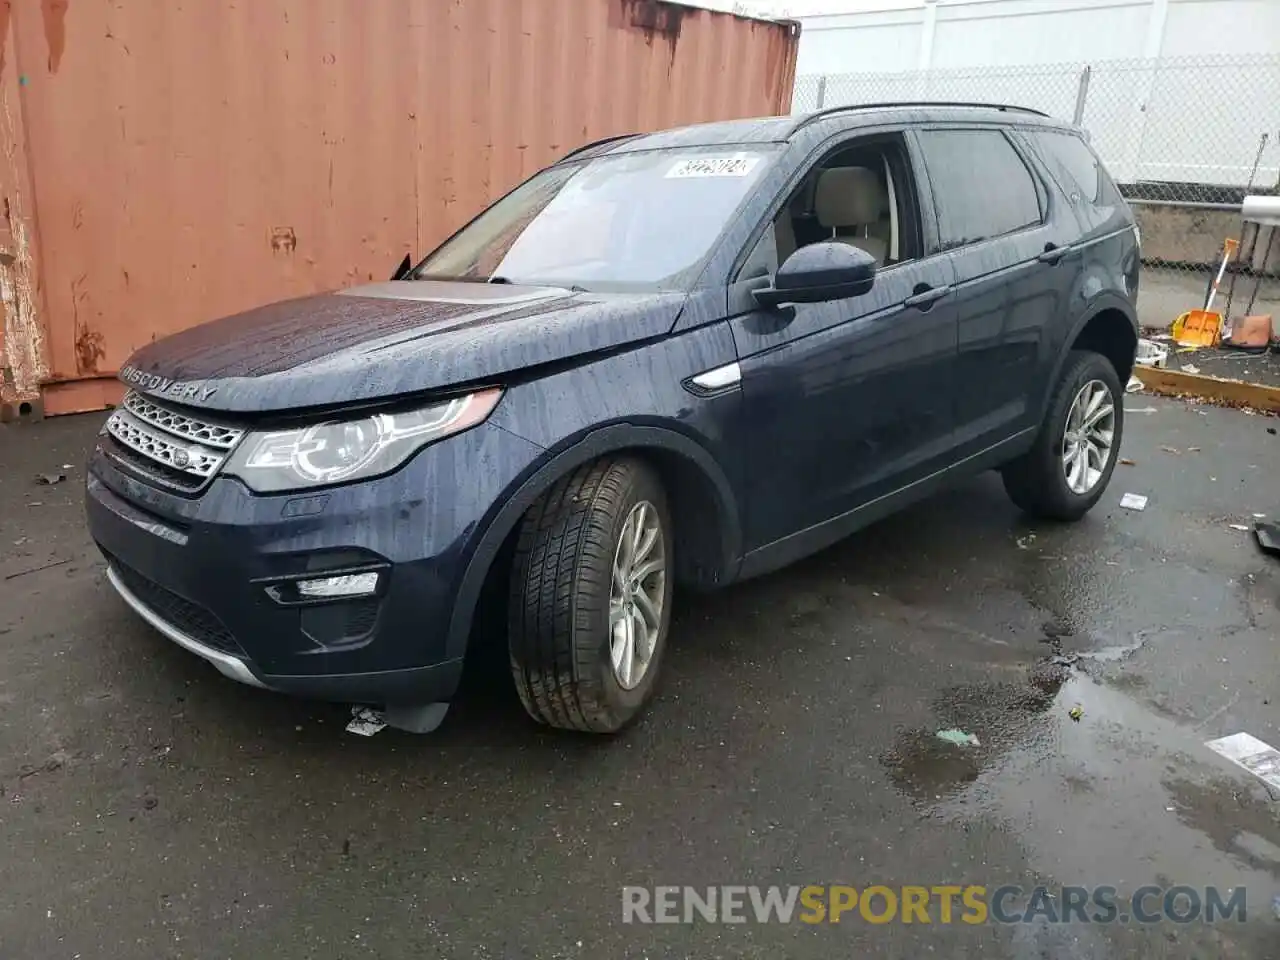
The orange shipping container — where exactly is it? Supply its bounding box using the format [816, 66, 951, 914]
[0, 0, 798, 418]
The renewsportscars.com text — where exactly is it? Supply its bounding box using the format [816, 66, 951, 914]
[621, 885, 1248, 925]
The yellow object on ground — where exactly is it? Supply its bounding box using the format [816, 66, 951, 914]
[1172, 310, 1222, 347]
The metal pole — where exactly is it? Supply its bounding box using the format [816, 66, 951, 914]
[1072, 65, 1091, 126]
[815, 75, 827, 110]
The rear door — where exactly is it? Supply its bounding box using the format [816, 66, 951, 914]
[913, 127, 1083, 457]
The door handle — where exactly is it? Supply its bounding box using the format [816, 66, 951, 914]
[1038, 245, 1068, 265]
[903, 285, 952, 309]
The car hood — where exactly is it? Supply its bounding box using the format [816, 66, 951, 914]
[119, 281, 688, 414]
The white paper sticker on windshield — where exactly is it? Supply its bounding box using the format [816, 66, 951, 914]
[665, 155, 760, 179]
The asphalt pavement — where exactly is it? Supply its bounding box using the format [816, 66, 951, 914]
[2, 398, 1279, 959]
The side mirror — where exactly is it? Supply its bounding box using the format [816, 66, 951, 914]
[391, 254, 413, 281]
[753, 242, 877, 308]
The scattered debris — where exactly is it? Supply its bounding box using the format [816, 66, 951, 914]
[1160, 445, 1181, 455]
[1182, 363, 1200, 374]
[1269, 427, 1277, 436]
[34, 473, 66, 485]
[1119, 493, 1148, 511]
[935, 729, 980, 747]
[1253, 513, 1266, 519]
[1125, 406, 1158, 415]
[4, 558, 72, 580]
[60, 463, 73, 470]
[1125, 376, 1144, 394]
[1228, 524, 1250, 531]
[1119, 457, 1136, 466]
[1187, 446, 1201, 452]
[1135, 338, 1169, 368]
[1016, 533, 1036, 550]
[12, 538, 27, 547]
[1049, 654, 1079, 667]
[1205, 732, 1280, 795]
[1068, 704, 1084, 722]
[346, 706, 387, 737]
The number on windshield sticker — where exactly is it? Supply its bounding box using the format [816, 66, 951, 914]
[665, 155, 760, 179]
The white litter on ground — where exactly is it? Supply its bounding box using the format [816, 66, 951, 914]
[1125, 406, 1159, 415]
[1205, 732, 1280, 792]
[1135, 338, 1169, 368]
[1228, 524, 1250, 531]
[1119, 493, 1148, 511]
[346, 706, 387, 737]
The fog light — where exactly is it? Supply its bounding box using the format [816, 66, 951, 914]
[296, 572, 380, 599]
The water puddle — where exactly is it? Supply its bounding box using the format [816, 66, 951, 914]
[882, 670, 1280, 892]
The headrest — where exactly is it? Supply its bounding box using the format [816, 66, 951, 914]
[814, 166, 887, 228]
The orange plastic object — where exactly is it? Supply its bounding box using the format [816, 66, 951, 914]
[1172, 310, 1222, 347]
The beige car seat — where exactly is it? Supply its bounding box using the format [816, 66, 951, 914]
[814, 166, 889, 264]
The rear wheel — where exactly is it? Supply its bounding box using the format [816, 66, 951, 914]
[1001, 349, 1124, 521]
[507, 457, 673, 733]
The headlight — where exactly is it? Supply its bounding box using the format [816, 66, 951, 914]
[224, 389, 501, 492]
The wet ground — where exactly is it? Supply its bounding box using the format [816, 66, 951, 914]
[2, 400, 1279, 958]
[1157, 341, 1280, 391]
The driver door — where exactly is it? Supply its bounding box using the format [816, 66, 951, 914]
[728, 131, 960, 563]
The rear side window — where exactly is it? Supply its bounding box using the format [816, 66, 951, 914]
[1030, 130, 1117, 206]
[916, 129, 1043, 250]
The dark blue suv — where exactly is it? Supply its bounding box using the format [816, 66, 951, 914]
[86, 103, 1140, 734]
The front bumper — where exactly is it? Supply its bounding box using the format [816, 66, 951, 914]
[86, 420, 543, 705]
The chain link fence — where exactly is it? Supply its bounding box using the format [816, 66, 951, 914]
[792, 54, 1280, 323]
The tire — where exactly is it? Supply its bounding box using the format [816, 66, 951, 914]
[507, 457, 674, 733]
[1001, 349, 1124, 521]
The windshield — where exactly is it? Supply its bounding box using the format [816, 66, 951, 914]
[413, 145, 779, 292]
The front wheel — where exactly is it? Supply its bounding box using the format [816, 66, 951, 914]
[507, 457, 673, 733]
[1001, 349, 1124, 521]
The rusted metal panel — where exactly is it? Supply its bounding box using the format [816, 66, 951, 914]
[1, 0, 798, 415]
[0, 1, 50, 419]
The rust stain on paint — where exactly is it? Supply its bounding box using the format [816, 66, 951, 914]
[42, 0, 69, 74]
[617, 0, 688, 43]
[70, 273, 104, 374]
[271, 226, 297, 255]
[1, 84, 47, 404]
[0, 1, 12, 76]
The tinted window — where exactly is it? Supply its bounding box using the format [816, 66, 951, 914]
[1032, 130, 1101, 203]
[917, 130, 1043, 250]
[415, 146, 779, 292]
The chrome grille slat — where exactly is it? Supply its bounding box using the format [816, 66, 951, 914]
[123, 391, 243, 449]
[103, 391, 242, 490]
[106, 412, 223, 477]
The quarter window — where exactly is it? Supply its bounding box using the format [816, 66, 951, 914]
[1030, 130, 1102, 204]
[917, 130, 1043, 250]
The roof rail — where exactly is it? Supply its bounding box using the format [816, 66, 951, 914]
[559, 133, 641, 162]
[793, 101, 1050, 133]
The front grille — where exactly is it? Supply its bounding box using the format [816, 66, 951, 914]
[102, 391, 243, 493]
[103, 434, 207, 492]
[123, 392, 244, 448]
[110, 558, 244, 657]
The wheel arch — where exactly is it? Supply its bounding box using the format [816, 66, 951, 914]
[1044, 297, 1139, 419]
[444, 424, 744, 659]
